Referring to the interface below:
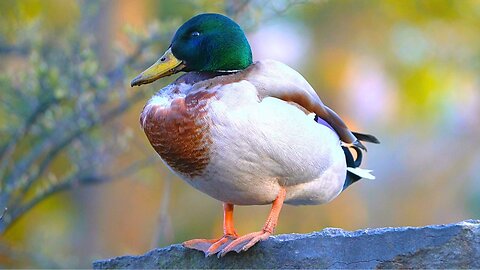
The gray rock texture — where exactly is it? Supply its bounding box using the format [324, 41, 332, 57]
[93, 219, 480, 269]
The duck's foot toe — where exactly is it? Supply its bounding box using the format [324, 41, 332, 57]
[218, 230, 271, 257]
[183, 235, 237, 257]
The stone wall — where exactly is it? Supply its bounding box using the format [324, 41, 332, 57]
[93, 220, 480, 269]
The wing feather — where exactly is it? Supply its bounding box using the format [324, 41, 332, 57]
[246, 60, 359, 145]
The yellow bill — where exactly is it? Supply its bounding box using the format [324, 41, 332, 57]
[130, 48, 185, 87]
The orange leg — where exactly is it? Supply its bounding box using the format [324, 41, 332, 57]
[183, 203, 238, 256]
[219, 187, 287, 257]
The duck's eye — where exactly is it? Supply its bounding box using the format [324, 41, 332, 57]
[191, 31, 200, 37]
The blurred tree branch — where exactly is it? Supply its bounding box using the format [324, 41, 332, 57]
[0, 1, 167, 234]
[5, 157, 155, 232]
[151, 174, 173, 248]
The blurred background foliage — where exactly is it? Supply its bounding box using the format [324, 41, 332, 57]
[0, 0, 479, 267]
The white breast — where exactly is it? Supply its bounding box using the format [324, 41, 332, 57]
[183, 80, 346, 206]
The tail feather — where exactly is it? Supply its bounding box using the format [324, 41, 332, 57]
[313, 115, 378, 190]
[342, 146, 363, 190]
[347, 167, 375, 180]
[342, 134, 378, 190]
[353, 131, 380, 144]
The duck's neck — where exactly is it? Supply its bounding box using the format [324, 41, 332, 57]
[174, 71, 241, 86]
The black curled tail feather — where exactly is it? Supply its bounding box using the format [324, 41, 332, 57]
[342, 146, 363, 190]
[352, 131, 380, 144]
[313, 114, 378, 190]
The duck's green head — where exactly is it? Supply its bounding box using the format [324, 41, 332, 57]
[131, 13, 252, 87]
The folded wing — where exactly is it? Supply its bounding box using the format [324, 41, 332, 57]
[246, 60, 379, 149]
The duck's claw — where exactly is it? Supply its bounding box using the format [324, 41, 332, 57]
[218, 230, 271, 257]
[206, 235, 237, 257]
[183, 238, 217, 254]
[183, 235, 237, 257]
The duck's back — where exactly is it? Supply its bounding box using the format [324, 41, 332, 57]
[141, 60, 346, 205]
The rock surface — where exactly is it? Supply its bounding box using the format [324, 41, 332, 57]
[93, 220, 480, 269]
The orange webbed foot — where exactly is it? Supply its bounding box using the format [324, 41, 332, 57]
[183, 234, 238, 257]
[183, 203, 238, 256]
[184, 188, 286, 258]
[218, 230, 271, 257]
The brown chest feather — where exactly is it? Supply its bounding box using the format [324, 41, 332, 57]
[141, 91, 215, 178]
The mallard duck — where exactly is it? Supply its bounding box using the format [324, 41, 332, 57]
[131, 13, 379, 257]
